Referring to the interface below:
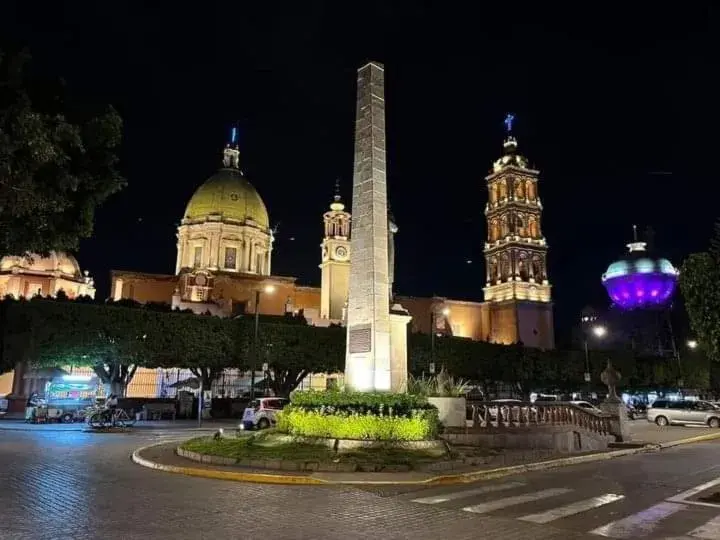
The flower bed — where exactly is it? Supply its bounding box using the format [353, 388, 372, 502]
[277, 391, 439, 441]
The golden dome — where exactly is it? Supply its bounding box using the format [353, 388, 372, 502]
[183, 168, 269, 229]
[0, 251, 82, 277]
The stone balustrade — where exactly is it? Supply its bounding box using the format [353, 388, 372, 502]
[468, 401, 614, 437]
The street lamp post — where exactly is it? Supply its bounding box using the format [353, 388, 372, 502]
[251, 285, 275, 400]
[583, 325, 607, 391]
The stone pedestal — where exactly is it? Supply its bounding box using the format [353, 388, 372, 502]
[599, 400, 630, 442]
[428, 397, 467, 428]
[389, 304, 412, 392]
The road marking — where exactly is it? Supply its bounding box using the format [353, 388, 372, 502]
[411, 481, 525, 504]
[462, 487, 572, 514]
[519, 493, 625, 524]
[689, 514, 720, 539]
[589, 501, 686, 538]
[668, 477, 720, 504]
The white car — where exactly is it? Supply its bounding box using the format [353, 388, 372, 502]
[240, 397, 289, 430]
[0, 397, 8, 416]
[570, 400, 603, 414]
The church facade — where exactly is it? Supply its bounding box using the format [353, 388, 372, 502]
[111, 130, 554, 350]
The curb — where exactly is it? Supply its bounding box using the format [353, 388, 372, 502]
[131, 443, 328, 485]
[131, 430, 720, 487]
[657, 430, 720, 448]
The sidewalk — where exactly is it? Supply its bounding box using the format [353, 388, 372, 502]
[132, 421, 720, 486]
[0, 417, 239, 432]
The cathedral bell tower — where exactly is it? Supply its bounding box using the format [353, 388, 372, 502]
[483, 115, 554, 348]
[320, 181, 351, 321]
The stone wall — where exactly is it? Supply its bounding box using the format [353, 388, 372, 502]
[442, 426, 614, 454]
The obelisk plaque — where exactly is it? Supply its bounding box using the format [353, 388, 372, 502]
[345, 61, 391, 391]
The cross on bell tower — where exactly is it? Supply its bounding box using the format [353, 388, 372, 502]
[482, 115, 554, 348]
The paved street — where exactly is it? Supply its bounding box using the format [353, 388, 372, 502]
[2, 427, 720, 539]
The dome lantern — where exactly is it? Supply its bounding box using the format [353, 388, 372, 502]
[601, 226, 678, 310]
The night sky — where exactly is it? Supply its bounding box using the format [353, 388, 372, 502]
[3, 2, 718, 344]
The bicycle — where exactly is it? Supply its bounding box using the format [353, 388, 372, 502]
[87, 407, 136, 429]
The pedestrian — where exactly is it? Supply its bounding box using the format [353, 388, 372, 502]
[105, 394, 119, 426]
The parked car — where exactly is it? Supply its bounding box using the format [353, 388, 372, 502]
[240, 397, 289, 430]
[647, 399, 720, 428]
[0, 396, 7, 416]
[569, 400, 603, 414]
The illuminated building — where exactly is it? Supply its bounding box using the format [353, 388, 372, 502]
[1, 115, 557, 398]
[0, 252, 96, 396]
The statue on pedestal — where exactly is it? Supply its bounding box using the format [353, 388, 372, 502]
[600, 360, 622, 403]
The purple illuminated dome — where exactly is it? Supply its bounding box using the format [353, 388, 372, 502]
[601, 240, 678, 310]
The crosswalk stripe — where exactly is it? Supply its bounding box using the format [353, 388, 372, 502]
[589, 501, 686, 538]
[411, 482, 525, 504]
[518, 493, 625, 524]
[689, 514, 720, 539]
[462, 487, 572, 514]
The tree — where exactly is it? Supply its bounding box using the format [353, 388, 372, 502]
[239, 320, 345, 397]
[151, 310, 236, 392]
[3, 297, 161, 395]
[680, 251, 720, 361]
[0, 48, 125, 255]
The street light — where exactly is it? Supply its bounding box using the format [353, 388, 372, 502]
[687, 340, 698, 350]
[430, 306, 450, 373]
[251, 284, 275, 400]
[584, 325, 607, 386]
[592, 325, 607, 338]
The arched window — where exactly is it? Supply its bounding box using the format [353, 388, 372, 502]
[527, 181, 536, 200]
[518, 254, 530, 280]
[531, 257, 543, 280]
[500, 255, 510, 281]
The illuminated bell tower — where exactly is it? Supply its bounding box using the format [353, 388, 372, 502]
[483, 115, 554, 348]
[320, 181, 351, 321]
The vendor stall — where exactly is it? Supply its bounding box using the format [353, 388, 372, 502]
[25, 374, 100, 423]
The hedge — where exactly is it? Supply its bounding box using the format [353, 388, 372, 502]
[277, 407, 438, 441]
[279, 390, 439, 441]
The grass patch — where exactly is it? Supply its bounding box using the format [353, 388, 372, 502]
[179, 432, 449, 470]
[181, 433, 334, 461]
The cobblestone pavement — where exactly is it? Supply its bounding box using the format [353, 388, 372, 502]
[3, 427, 720, 540]
[0, 430, 599, 540]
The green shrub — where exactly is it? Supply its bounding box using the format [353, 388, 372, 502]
[277, 407, 438, 441]
[407, 369, 471, 397]
[289, 390, 432, 415]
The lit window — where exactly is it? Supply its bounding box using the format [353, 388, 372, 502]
[193, 246, 202, 267]
[224, 247, 237, 270]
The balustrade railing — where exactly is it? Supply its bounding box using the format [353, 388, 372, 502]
[467, 401, 614, 436]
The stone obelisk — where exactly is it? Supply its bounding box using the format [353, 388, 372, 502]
[345, 61, 392, 391]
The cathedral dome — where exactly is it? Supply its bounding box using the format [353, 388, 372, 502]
[183, 168, 269, 229]
[0, 251, 82, 277]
